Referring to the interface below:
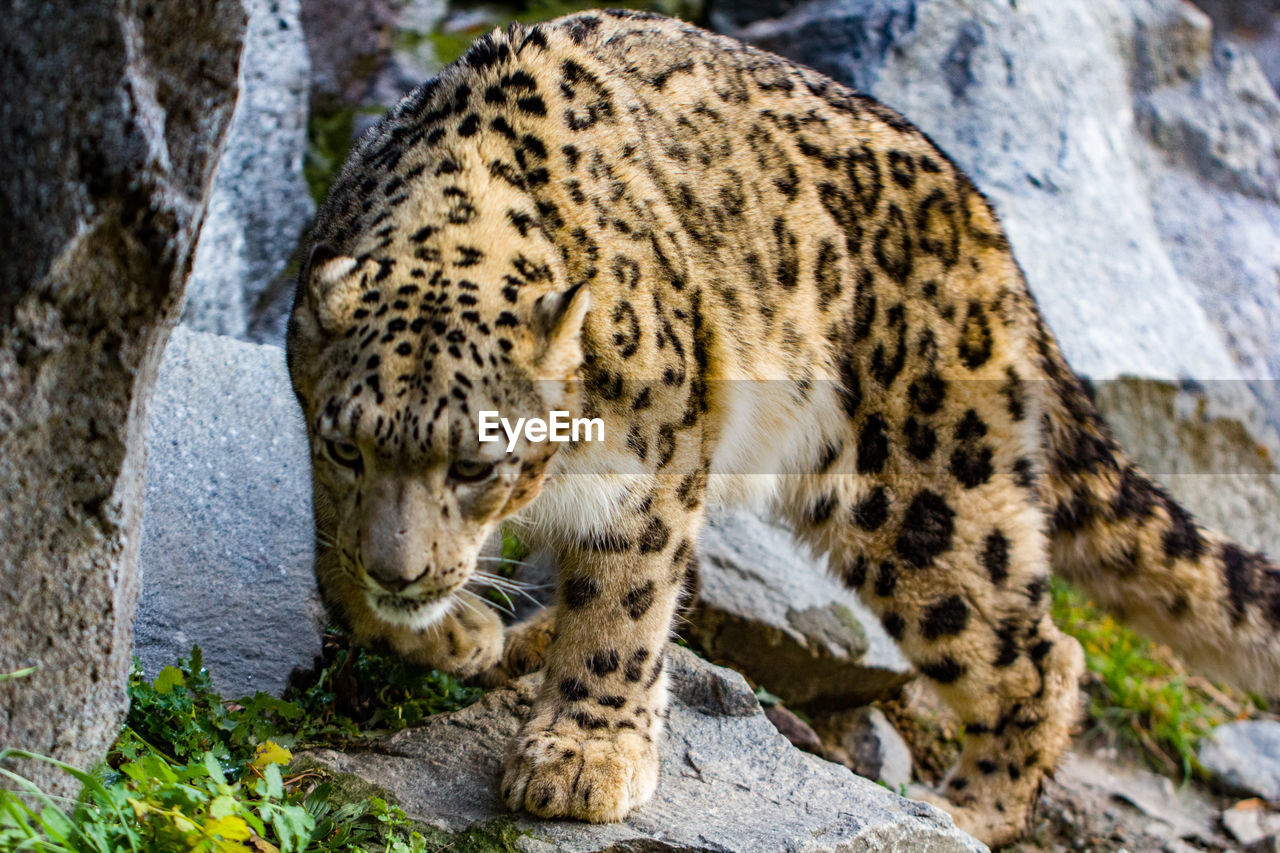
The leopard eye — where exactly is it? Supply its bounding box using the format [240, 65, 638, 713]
[325, 438, 363, 471]
[449, 459, 495, 484]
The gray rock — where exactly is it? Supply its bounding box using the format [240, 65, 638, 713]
[1054, 753, 1224, 845]
[1193, 1, 1280, 94]
[302, 645, 985, 852]
[184, 0, 314, 341]
[824, 707, 914, 792]
[689, 507, 913, 709]
[763, 703, 825, 754]
[1027, 748, 1232, 851]
[708, 0, 804, 35]
[136, 328, 323, 698]
[1222, 799, 1280, 847]
[301, 0, 402, 108]
[1200, 720, 1280, 800]
[0, 0, 244, 796]
[301, 0, 447, 126]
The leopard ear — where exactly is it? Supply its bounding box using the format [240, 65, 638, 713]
[531, 281, 591, 375]
[305, 243, 364, 333]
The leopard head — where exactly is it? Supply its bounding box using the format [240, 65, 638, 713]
[287, 242, 590, 630]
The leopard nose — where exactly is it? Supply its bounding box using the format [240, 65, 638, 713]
[367, 564, 427, 592]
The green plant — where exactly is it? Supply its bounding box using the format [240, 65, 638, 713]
[303, 106, 357, 206]
[1051, 578, 1260, 778]
[0, 667, 36, 681]
[288, 628, 485, 738]
[0, 637, 487, 852]
[1, 744, 313, 853]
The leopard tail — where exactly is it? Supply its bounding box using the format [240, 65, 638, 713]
[1035, 332, 1280, 697]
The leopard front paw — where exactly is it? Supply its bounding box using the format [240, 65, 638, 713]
[388, 599, 504, 679]
[905, 784, 1030, 849]
[480, 606, 557, 686]
[501, 723, 659, 822]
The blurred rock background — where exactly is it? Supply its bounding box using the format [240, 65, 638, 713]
[120, 0, 1280, 849]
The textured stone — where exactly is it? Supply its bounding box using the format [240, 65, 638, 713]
[763, 703, 825, 754]
[1021, 751, 1230, 850]
[1053, 753, 1222, 845]
[300, 0, 401, 108]
[1200, 720, 1280, 801]
[822, 707, 914, 792]
[689, 508, 913, 709]
[302, 645, 985, 852]
[136, 328, 323, 698]
[185, 0, 314, 341]
[0, 0, 244, 796]
[1222, 799, 1280, 847]
[1193, 1, 1280, 93]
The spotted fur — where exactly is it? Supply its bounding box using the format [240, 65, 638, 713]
[287, 12, 1280, 847]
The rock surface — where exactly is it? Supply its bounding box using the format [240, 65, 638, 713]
[0, 0, 245, 796]
[1013, 751, 1231, 852]
[136, 328, 323, 698]
[301, 0, 404, 109]
[185, 0, 314, 341]
[303, 645, 985, 852]
[1199, 720, 1280, 801]
[1222, 799, 1280, 847]
[1193, 1, 1280, 93]
[763, 702, 825, 754]
[820, 707, 914, 792]
[689, 508, 913, 709]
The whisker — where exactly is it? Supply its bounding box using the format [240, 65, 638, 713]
[475, 556, 540, 570]
[464, 586, 515, 616]
[472, 570, 546, 591]
[452, 596, 480, 620]
[471, 574, 546, 607]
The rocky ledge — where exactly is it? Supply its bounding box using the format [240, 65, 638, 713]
[300, 645, 986, 853]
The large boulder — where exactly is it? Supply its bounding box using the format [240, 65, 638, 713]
[301, 645, 986, 852]
[135, 328, 323, 698]
[184, 0, 314, 342]
[723, 0, 1280, 556]
[0, 0, 245, 795]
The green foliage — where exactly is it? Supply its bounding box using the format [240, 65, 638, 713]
[1, 639, 487, 852]
[303, 107, 357, 206]
[1, 743, 314, 853]
[1051, 578, 1260, 778]
[288, 628, 485, 738]
[0, 666, 37, 681]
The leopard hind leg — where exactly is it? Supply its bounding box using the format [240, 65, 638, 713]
[781, 431, 1083, 848]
